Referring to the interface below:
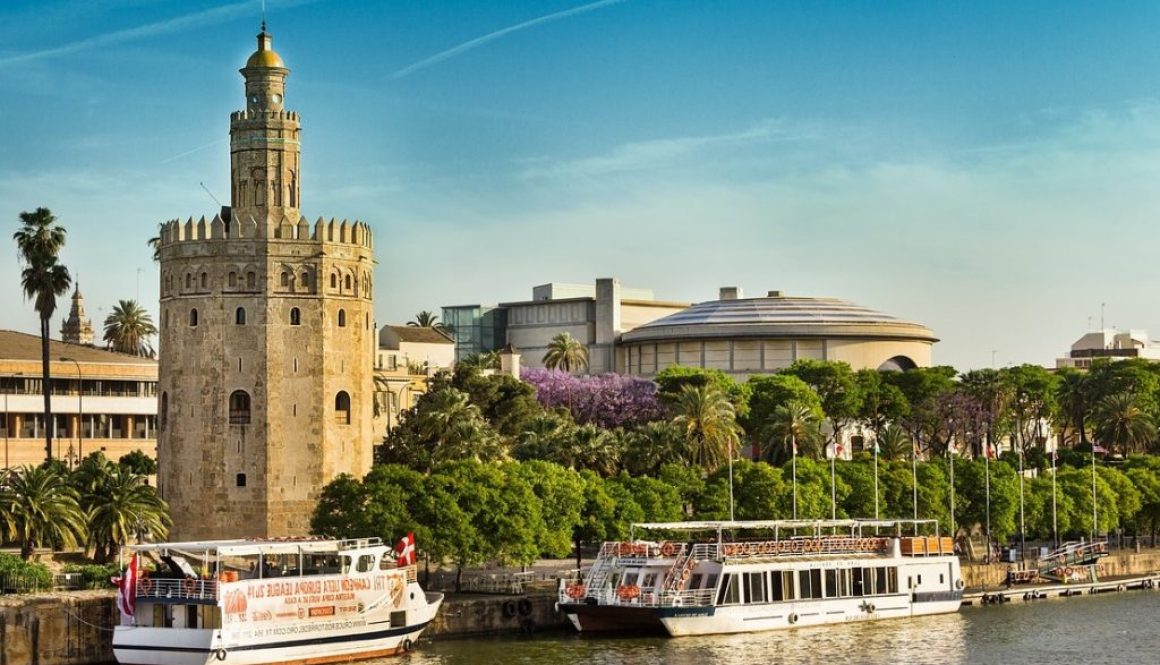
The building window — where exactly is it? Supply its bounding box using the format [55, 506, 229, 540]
[290, 307, 301, 325]
[330, 273, 337, 289]
[229, 390, 251, 424]
[335, 391, 351, 424]
[344, 274, 352, 290]
[337, 309, 346, 327]
[281, 271, 289, 287]
[189, 309, 199, 327]
[301, 272, 309, 287]
[185, 273, 192, 289]
[228, 271, 237, 287]
[235, 307, 246, 325]
[246, 271, 256, 290]
[236, 473, 247, 488]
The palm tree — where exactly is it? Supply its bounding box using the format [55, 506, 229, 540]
[1092, 392, 1157, 456]
[1055, 368, 1090, 446]
[14, 208, 71, 464]
[103, 299, 158, 357]
[0, 465, 86, 559]
[76, 456, 170, 563]
[542, 332, 589, 373]
[148, 222, 164, 262]
[760, 400, 821, 464]
[408, 310, 444, 329]
[671, 384, 741, 472]
[875, 424, 912, 461]
[458, 351, 500, 370]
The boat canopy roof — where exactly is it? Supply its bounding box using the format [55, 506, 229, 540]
[631, 519, 941, 534]
[128, 537, 385, 557]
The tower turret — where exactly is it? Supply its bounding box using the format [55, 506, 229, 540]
[61, 285, 94, 346]
[230, 26, 301, 227]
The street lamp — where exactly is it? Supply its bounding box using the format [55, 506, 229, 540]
[60, 357, 83, 466]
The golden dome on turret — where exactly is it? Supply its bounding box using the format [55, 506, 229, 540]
[245, 27, 285, 69]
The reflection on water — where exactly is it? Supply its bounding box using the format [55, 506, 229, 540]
[357, 591, 1160, 665]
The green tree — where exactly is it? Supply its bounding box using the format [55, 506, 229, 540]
[407, 310, 444, 329]
[449, 366, 543, 438]
[0, 465, 86, 559]
[670, 384, 741, 472]
[875, 425, 911, 461]
[655, 366, 751, 420]
[1054, 367, 1091, 447]
[853, 368, 910, 436]
[14, 207, 71, 464]
[782, 360, 862, 445]
[542, 332, 589, 373]
[1092, 392, 1157, 456]
[118, 450, 157, 476]
[102, 299, 158, 357]
[695, 460, 787, 520]
[76, 457, 170, 563]
[746, 374, 823, 437]
[506, 461, 584, 558]
[573, 470, 624, 568]
[606, 472, 682, 523]
[621, 421, 687, 476]
[379, 386, 505, 471]
[759, 400, 822, 464]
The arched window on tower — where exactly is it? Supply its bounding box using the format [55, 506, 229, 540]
[200, 272, 208, 289]
[335, 391, 351, 425]
[290, 307, 301, 326]
[281, 272, 289, 288]
[189, 309, 199, 327]
[345, 274, 352, 291]
[236, 307, 246, 325]
[185, 273, 192, 289]
[301, 272, 310, 289]
[229, 390, 251, 425]
[330, 273, 338, 290]
[246, 271, 257, 290]
[338, 309, 346, 328]
[228, 271, 237, 288]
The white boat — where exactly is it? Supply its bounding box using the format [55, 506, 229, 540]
[557, 519, 963, 636]
[112, 536, 443, 665]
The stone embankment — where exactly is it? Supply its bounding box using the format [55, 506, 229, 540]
[8, 551, 1160, 665]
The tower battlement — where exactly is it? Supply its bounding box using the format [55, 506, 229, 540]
[230, 109, 301, 122]
[159, 215, 374, 248]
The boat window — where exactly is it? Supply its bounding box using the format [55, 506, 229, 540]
[717, 574, 741, 605]
[939, 573, 945, 584]
[799, 569, 823, 600]
[689, 574, 703, 589]
[916, 574, 923, 586]
[780, 571, 796, 600]
[642, 573, 657, 588]
[907, 576, 912, 590]
[838, 569, 851, 597]
[391, 610, 407, 627]
[622, 572, 639, 586]
[744, 572, 766, 604]
[357, 555, 374, 573]
[824, 570, 838, 598]
[851, 567, 865, 596]
[704, 574, 718, 591]
[888, 568, 898, 593]
[769, 571, 783, 601]
[877, 568, 889, 595]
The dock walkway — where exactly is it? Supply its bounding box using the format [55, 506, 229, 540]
[964, 573, 1160, 606]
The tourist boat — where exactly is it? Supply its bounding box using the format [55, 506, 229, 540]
[112, 535, 442, 665]
[557, 519, 963, 636]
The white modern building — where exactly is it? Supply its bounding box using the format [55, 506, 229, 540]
[1055, 329, 1160, 369]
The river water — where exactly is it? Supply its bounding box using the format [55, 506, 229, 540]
[379, 590, 1160, 665]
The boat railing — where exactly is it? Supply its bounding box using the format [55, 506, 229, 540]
[561, 583, 717, 608]
[137, 576, 219, 603]
[713, 536, 892, 559]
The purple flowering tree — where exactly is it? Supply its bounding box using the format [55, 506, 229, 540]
[522, 369, 666, 429]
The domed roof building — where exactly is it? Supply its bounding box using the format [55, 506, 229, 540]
[617, 288, 937, 377]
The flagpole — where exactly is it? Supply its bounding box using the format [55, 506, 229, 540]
[728, 440, 735, 523]
[985, 442, 992, 563]
[791, 432, 798, 520]
[1091, 444, 1098, 543]
[1018, 443, 1026, 563]
[911, 443, 919, 521]
[948, 443, 955, 540]
[830, 446, 837, 520]
[873, 439, 880, 520]
[1051, 445, 1058, 548]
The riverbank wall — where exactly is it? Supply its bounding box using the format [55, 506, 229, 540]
[10, 550, 1160, 665]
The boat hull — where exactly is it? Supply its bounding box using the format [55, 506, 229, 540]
[562, 594, 962, 637]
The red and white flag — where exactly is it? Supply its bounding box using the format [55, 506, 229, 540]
[394, 532, 416, 566]
[111, 553, 139, 620]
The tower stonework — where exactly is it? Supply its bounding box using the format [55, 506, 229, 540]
[157, 29, 375, 541]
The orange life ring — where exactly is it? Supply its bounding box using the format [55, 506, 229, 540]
[566, 584, 586, 599]
[183, 576, 198, 595]
[680, 568, 691, 581]
[722, 544, 737, 556]
[617, 584, 640, 600]
[661, 542, 676, 557]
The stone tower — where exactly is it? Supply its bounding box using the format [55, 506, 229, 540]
[156, 27, 376, 541]
[60, 285, 94, 346]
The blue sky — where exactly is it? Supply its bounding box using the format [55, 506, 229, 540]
[3, 0, 1160, 370]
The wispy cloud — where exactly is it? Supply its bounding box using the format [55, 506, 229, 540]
[0, 0, 326, 69]
[391, 0, 631, 80]
[519, 119, 823, 179]
[160, 138, 229, 165]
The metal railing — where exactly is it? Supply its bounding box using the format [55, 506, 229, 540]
[137, 577, 219, 602]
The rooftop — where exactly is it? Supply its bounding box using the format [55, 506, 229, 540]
[386, 326, 454, 345]
[0, 330, 158, 366]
